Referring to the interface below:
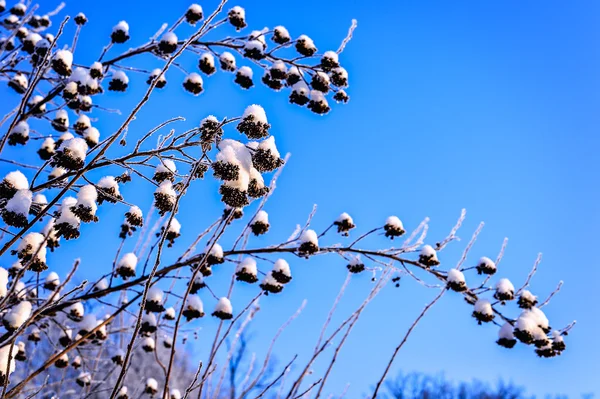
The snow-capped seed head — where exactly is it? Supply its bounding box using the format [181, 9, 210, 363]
[16, 232, 47, 272]
[3, 301, 32, 331]
[0, 171, 28, 200]
[347, 255, 365, 274]
[243, 40, 264, 60]
[446, 268, 467, 292]
[82, 127, 100, 148]
[496, 322, 517, 348]
[97, 176, 122, 204]
[74, 12, 87, 25]
[116, 253, 137, 279]
[472, 299, 494, 324]
[212, 297, 233, 320]
[43, 271, 60, 290]
[298, 229, 319, 256]
[147, 68, 167, 88]
[307, 90, 330, 115]
[171, 388, 182, 399]
[185, 4, 203, 24]
[334, 212, 355, 235]
[67, 302, 84, 321]
[9, 73, 28, 94]
[153, 159, 177, 183]
[237, 105, 270, 139]
[109, 70, 129, 92]
[10, 3, 26, 16]
[518, 289, 538, 309]
[295, 34, 317, 56]
[219, 52, 236, 71]
[73, 114, 91, 133]
[183, 295, 204, 321]
[494, 278, 515, 302]
[111, 21, 130, 43]
[199, 52, 216, 75]
[0, 268, 8, 299]
[271, 259, 291, 284]
[183, 72, 203, 95]
[2, 189, 32, 228]
[52, 50, 73, 76]
[154, 180, 177, 216]
[249, 210, 270, 236]
[159, 32, 178, 54]
[419, 245, 440, 267]
[0, 344, 19, 380]
[476, 256, 496, 275]
[260, 271, 284, 294]
[235, 258, 258, 283]
[142, 337, 155, 352]
[522, 307, 550, 332]
[228, 6, 246, 30]
[146, 378, 158, 394]
[272, 26, 290, 44]
[53, 138, 88, 170]
[164, 307, 176, 320]
[321, 50, 339, 71]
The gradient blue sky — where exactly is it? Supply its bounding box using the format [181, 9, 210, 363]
[2, 0, 599, 397]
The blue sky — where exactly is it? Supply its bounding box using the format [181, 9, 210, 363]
[2, 0, 599, 397]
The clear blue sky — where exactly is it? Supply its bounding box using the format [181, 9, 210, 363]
[2, 0, 599, 397]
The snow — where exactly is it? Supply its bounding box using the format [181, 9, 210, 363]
[310, 90, 326, 102]
[142, 337, 155, 350]
[230, 6, 245, 18]
[18, 232, 47, 263]
[167, 218, 181, 234]
[83, 127, 100, 145]
[4, 301, 32, 329]
[11, 121, 29, 137]
[0, 268, 7, 298]
[161, 32, 177, 44]
[156, 180, 176, 197]
[499, 322, 515, 339]
[420, 245, 437, 259]
[273, 26, 290, 40]
[244, 40, 264, 54]
[113, 21, 129, 34]
[45, 272, 60, 286]
[185, 72, 203, 84]
[156, 159, 176, 174]
[97, 176, 121, 195]
[77, 372, 91, 385]
[68, 302, 84, 318]
[243, 105, 268, 125]
[258, 136, 280, 158]
[112, 70, 129, 84]
[473, 299, 493, 316]
[186, 295, 203, 312]
[237, 66, 253, 78]
[215, 297, 232, 314]
[118, 253, 138, 272]
[447, 268, 465, 284]
[165, 307, 175, 319]
[322, 50, 339, 63]
[59, 138, 89, 162]
[188, 4, 202, 14]
[200, 52, 214, 66]
[55, 109, 68, 122]
[74, 114, 91, 130]
[0, 344, 18, 378]
[10, 73, 27, 89]
[57, 196, 80, 227]
[25, 32, 42, 47]
[40, 138, 55, 152]
[478, 256, 496, 270]
[220, 52, 236, 68]
[495, 278, 515, 294]
[552, 330, 564, 343]
[142, 312, 157, 327]
[94, 278, 108, 291]
[207, 243, 224, 258]
[336, 212, 353, 224]
[273, 259, 290, 277]
[5, 189, 32, 215]
[520, 289, 537, 302]
[521, 307, 549, 331]
[78, 314, 97, 333]
[171, 389, 182, 399]
[4, 171, 28, 190]
[300, 229, 318, 246]
[237, 257, 257, 274]
[49, 167, 67, 180]
[252, 210, 269, 225]
[32, 194, 47, 206]
[128, 205, 142, 218]
[147, 378, 158, 390]
[54, 49, 73, 67]
[148, 286, 164, 302]
[297, 34, 314, 47]
[516, 314, 536, 332]
[91, 62, 103, 74]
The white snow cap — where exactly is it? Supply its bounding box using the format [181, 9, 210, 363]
[252, 210, 268, 225]
[244, 40, 263, 53]
[165, 307, 175, 319]
[171, 388, 182, 399]
[498, 322, 515, 339]
[273, 259, 290, 276]
[186, 295, 203, 312]
[323, 50, 339, 63]
[94, 278, 108, 291]
[45, 271, 60, 286]
[420, 244, 437, 258]
[146, 378, 158, 390]
[98, 176, 121, 196]
[59, 137, 88, 162]
[40, 138, 55, 152]
[520, 307, 549, 331]
[142, 336, 155, 349]
[156, 159, 176, 174]
[56, 196, 80, 228]
[336, 212, 353, 224]
[11, 121, 29, 137]
[478, 256, 496, 270]
[49, 167, 67, 180]
[54, 49, 73, 67]
[220, 52, 236, 67]
[0, 268, 7, 298]
[520, 290, 537, 302]
[142, 312, 157, 326]
[185, 72, 203, 84]
[148, 286, 164, 302]
[243, 104, 267, 124]
[4, 301, 32, 329]
[230, 5, 245, 17]
[167, 218, 181, 234]
[207, 243, 223, 258]
[0, 344, 18, 378]
[495, 278, 515, 294]
[78, 314, 98, 333]
[18, 232, 47, 263]
[188, 4, 202, 14]
[113, 21, 129, 34]
[68, 302, 84, 317]
[552, 330, 564, 343]
[128, 205, 142, 218]
[215, 297, 232, 314]
[258, 135, 280, 157]
[3, 171, 28, 190]
[473, 299, 493, 316]
[237, 257, 257, 274]
[112, 70, 128, 84]
[83, 127, 100, 145]
[300, 229, 318, 246]
[200, 52, 214, 65]
[161, 31, 177, 44]
[74, 114, 91, 130]
[77, 184, 97, 207]
[274, 26, 290, 39]
[5, 189, 32, 216]
[237, 66, 253, 78]
[447, 268, 466, 284]
[156, 180, 176, 197]
[118, 253, 138, 272]
[297, 34, 314, 47]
